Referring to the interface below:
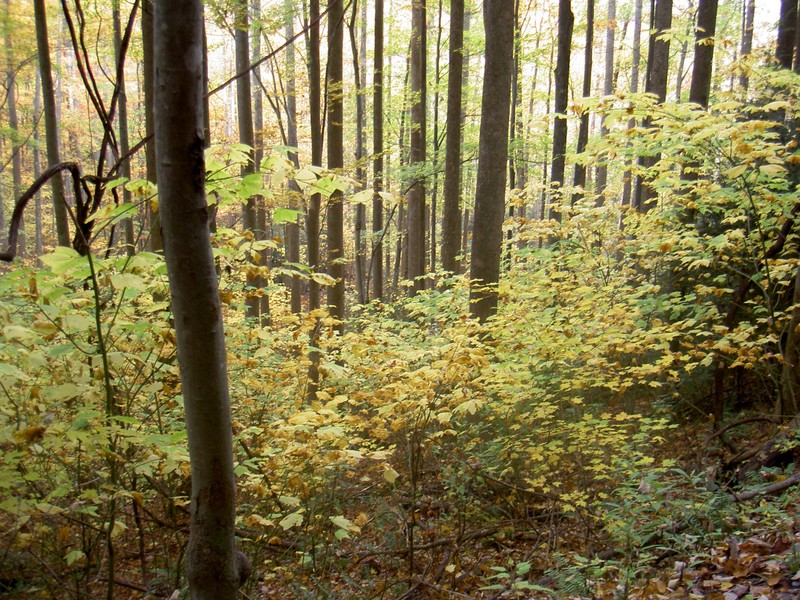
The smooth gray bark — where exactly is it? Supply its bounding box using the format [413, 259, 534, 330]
[153, 1, 247, 597]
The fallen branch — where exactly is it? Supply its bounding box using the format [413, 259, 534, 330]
[733, 471, 800, 502]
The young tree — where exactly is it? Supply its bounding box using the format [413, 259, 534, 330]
[113, 0, 135, 256]
[469, 0, 514, 323]
[441, 0, 465, 275]
[153, 0, 249, 596]
[595, 0, 615, 199]
[5, 0, 24, 257]
[33, 0, 70, 247]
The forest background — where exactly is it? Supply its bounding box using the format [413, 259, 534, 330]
[2, 0, 800, 598]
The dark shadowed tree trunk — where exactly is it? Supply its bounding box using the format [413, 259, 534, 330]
[327, 0, 345, 327]
[689, 0, 718, 108]
[372, 0, 384, 299]
[739, 0, 754, 88]
[284, 0, 302, 314]
[143, 0, 161, 252]
[777, 0, 798, 69]
[34, 0, 70, 247]
[407, 0, 427, 293]
[550, 0, 573, 222]
[306, 0, 323, 313]
[621, 0, 642, 208]
[469, 0, 514, 323]
[153, 1, 249, 596]
[441, 0, 464, 276]
[633, 0, 672, 212]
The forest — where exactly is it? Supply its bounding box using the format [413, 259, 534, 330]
[1, 0, 800, 598]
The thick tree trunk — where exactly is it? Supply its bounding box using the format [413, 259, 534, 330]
[441, 0, 464, 276]
[327, 0, 345, 327]
[406, 0, 427, 293]
[550, 0, 573, 223]
[372, 0, 385, 299]
[33, 0, 70, 247]
[469, 0, 514, 323]
[777, 0, 798, 69]
[153, 1, 247, 597]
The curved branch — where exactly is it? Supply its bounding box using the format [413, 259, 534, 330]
[1, 162, 82, 262]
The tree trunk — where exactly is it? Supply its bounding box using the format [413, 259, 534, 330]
[284, 0, 302, 314]
[406, 0, 427, 293]
[739, 0, 754, 88]
[142, 0, 161, 252]
[33, 72, 43, 256]
[633, 0, 672, 213]
[777, 0, 798, 69]
[153, 1, 248, 597]
[350, 0, 368, 304]
[372, 0, 385, 299]
[595, 0, 615, 200]
[572, 0, 594, 205]
[235, 5, 261, 321]
[5, 0, 24, 257]
[113, 0, 135, 256]
[306, 0, 323, 313]
[469, 0, 514, 323]
[621, 0, 642, 208]
[33, 0, 70, 247]
[689, 0, 718, 109]
[549, 0, 574, 222]
[441, 0, 464, 276]
[327, 0, 345, 327]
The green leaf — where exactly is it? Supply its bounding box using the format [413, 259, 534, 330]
[273, 207, 303, 224]
[279, 510, 304, 530]
[41, 247, 83, 274]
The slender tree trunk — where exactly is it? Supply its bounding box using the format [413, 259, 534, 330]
[549, 0, 574, 222]
[689, 0, 718, 109]
[430, 0, 444, 275]
[674, 0, 694, 101]
[572, 0, 594, 205]
[595, 0, 615, 199]
[113, 0, 135, 256]
[235, 5, 261, 321]
[621, 0, 642, 207]
[407, 0, 427, 293]
[350, 0, 368, 304]
[738, 0, 755, 87]
[327, 0, 345, 327]
[372, 0, 385, 299]
[33, 72, 43, 256]
[153, 1, 248, 597]
[633, 0, 672, 212]
[469, 0, 514, 323]
[143, 0, 161, 251]
[284, 0, 302, 314]
[34, 0, 70, 247]
[441, 0, 464, 275]
[306, 0, 322, 313]
[5, 0, 23, 257]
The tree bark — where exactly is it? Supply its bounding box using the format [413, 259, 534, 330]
[406, 0, 427, 293]
[572, 0, 594, 205]
[113, 0, 135, 256]
[595, 0, 615, 200]
[33, 0, 70, 247]
[441, 0, 464, 276]
[372, 0, 385, 298]
[777, 0, 798, 70]
[550, 0, 573, 222]
[142, 0, 161, 252]
[327, 0, 345, 327]
[284, 0, 302, 314]
[621, 0, 642, 208]
[5, 0, 24, 257]
[689, 0, 717, 109]
[469, 0, 514, 323]
[739, 0, 754, 88]
[153, 1, 247, 597]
